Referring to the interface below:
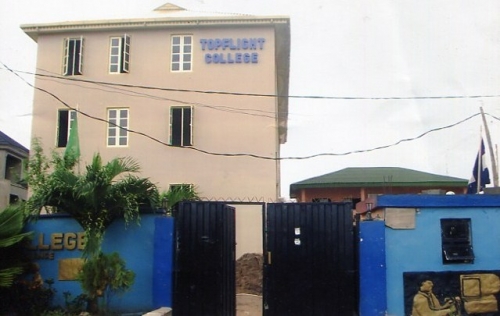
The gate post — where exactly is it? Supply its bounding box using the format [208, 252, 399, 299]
[359, 220, 386, 316]
[152, 216, 175, 308]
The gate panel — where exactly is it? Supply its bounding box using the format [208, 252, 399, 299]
[263, 202, 356, 316]
[173, 202, 236, 316]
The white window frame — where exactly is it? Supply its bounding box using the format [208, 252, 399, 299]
[107, 108, 129, 147]
[63, 37, 83, 76]
[169, 183, 194, 191]
[109, 34, 130, 74]
[56, 109, 76, 147]
[171, 35, 192, 72]
[170, 106, 193, 147]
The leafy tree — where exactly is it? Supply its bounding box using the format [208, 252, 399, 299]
[26, 143, 159, 257]
[0, 203, 32, 288]
[78, 252, 135, 314]
[160, 184, 200, 215]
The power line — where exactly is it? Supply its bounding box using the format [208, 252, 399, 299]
[30, 68, 279, 119]
[5, 66, 500, 101]
[1, 62, 498, 161]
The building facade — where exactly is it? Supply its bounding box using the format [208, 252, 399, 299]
[22, 4, 290, 202]
[0, 131, 28, 209]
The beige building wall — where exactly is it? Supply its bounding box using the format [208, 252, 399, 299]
[26, 17, 289, 202]
[0, 180, 10, 210]
[232, 204, 264, 259]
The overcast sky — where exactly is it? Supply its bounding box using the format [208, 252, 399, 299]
[1, 0, 499, 198]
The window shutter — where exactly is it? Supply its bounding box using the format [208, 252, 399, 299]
[188, 106, 193, 146]
[122, 34, 130, 73]
[77, 36, 83, 75]
[63, 38, 70, 75]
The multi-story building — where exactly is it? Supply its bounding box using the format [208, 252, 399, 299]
[0, 131, 28, 209]
[21, 3, 290, 202]
[22, 3, 290, 256]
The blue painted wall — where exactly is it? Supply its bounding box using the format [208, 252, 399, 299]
[359, 221, 386, 316]
[362, 195, 500, 316]
[26, 213, 174, 313]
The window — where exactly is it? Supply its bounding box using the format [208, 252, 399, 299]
[57, 109, 76, 147]
[109, 35, 130, 73]
[171, 35, 192, 72]
[170, 107, 192, 147]
[169, 183, 194, 192]
[107, 108, 129, 147]
[5, 155, 22, 183]
[63, 37, 83, 76]
[441, 218, 474, 264]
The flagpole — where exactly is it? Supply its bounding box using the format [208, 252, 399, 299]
[480, 107, 498, 187]
[477, 126, 482, 193]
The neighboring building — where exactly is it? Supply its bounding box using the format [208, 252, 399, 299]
[21, 3, 290, 202]
[0, 131, 28, 209]
[290, 167, 468, 205]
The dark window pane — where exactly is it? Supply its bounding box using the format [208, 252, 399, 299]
[184, 36, 191, 44]
[182, 108, 192, 146]
[171, 108, 182, 146]
[57, 110, 69, 147]
[172, 37, 180, 45]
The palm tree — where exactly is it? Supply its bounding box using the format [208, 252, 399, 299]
[160, 184, 200, 216]
[0, 203, 32, 287]
[28, 153, 158, 257]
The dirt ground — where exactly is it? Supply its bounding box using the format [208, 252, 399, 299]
[236, 253, 263, 316]
[237, 294, 262, 316]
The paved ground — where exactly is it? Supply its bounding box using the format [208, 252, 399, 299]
[236, 294, 262, 316]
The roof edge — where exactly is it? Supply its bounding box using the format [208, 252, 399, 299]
[21, 15, 290, 41]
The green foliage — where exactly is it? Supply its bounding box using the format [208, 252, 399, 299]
[78, 252, 135, 314]
[26, 141, 159, 257]
[63, 291, 89, 315]
[0, 203, 33, 287]
[0, 277, 56, 316]
[160, 184, 200, 215]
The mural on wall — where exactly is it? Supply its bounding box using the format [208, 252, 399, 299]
[404, 271, 500, 316]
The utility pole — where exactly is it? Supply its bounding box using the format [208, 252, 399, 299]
[480, 107, 498, 187]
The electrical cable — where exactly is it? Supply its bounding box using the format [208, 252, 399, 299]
[32, 68, 279, 119]
[1, 62, 498, 161]
[5, 66, 500, 101]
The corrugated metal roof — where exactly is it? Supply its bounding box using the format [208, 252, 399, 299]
[0, 131, 29, 154]
[290, 167, 468, 191]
